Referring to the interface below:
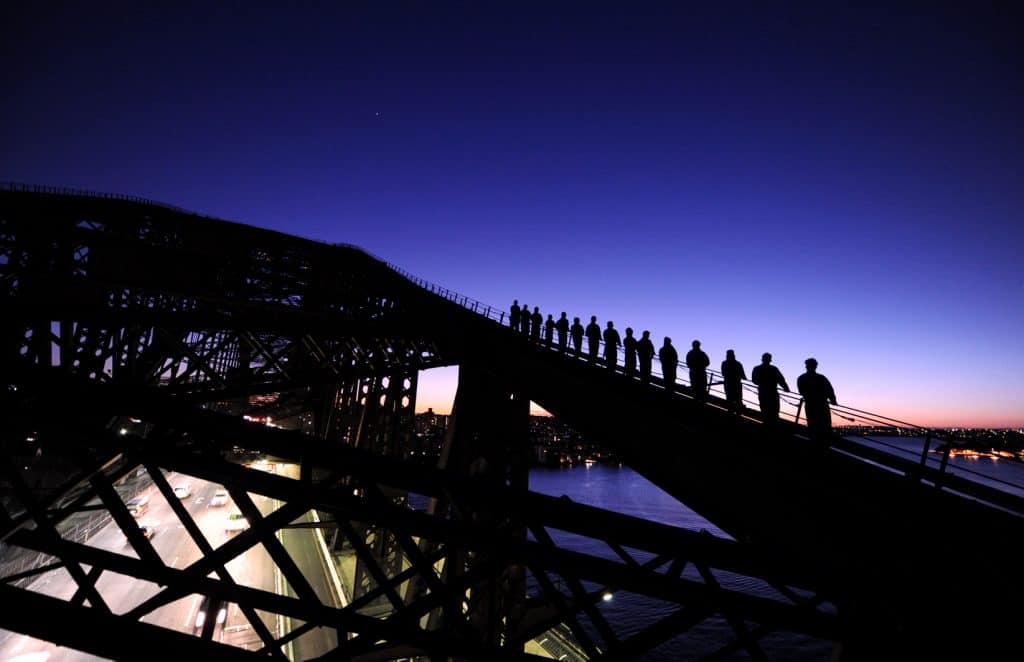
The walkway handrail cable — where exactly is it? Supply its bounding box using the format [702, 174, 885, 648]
[1, 181, 214, 218]
[386, 259, 941, 433]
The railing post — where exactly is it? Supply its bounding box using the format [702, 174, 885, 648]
[936, 442, 953, 489]
[917, 433, 933, 481]
[794, 398, 804, 424]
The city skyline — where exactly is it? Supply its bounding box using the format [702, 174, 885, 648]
[4, 3, 1021, 427]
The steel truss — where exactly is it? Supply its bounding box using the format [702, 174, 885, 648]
[1, 189, 839, 659]
[2, 364, 837, 660]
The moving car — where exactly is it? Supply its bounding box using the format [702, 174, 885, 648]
[209, 489, 230, 507]
[172, 483, 192, 499]
[122, 521, 157, 545]
[194, 595, 227, 632]
[224, 509, 248, 535]
[125, 496, 149, 517]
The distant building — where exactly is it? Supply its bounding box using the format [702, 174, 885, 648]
[412, 410, 617, 467]
[412, 408, 448, 463]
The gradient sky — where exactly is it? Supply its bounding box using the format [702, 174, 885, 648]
[3, 3, 1022, 426]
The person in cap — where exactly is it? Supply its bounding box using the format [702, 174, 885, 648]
[751, 352, 789, 422]
[797, 358, 837, 443]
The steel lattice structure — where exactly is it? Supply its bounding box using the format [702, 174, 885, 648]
[1, 186, 1020, 660]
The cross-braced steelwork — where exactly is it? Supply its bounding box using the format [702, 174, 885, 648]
[1, 186, 1020, 661]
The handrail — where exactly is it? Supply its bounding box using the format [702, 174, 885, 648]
[1, 181, 215, 218]
[385, 262, 1024, 513]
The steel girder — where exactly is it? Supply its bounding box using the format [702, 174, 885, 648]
[0, 190, 444, 404]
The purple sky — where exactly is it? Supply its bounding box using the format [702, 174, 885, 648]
[3, 3, 1022, 426]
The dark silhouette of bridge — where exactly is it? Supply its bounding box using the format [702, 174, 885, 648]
[1, 184, 1021, 660]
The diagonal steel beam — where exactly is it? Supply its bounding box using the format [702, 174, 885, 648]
[144, 458, 286, 659]
[0, 455, 112, 615]
[0, 583, 261, 661]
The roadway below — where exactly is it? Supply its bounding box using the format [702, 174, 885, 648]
[0, 464, 341, 661]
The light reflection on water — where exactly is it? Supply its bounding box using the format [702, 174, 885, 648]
[846, 435, 1024, 498]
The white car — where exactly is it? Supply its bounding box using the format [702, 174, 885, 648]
[224, 510, 248, 535]
[172, 483, 192, 499]
[209, 489, 230, 507]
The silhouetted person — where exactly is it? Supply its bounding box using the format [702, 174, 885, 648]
[751, 352, 789, 422]
[520, 303, 530, 335]
[570, 317, 584, 356]
[544, 314, 555, 345]
[530, 307, 542, 343]
[721, 349, 747, 414]
[510, 300, 520, 331]
[637, 330, 655, 383]
[798, 358, 837, 443]
[556, 312, 569, 352]
[686, 340, 710, 401]
[659, 337, 678, 393]
[623, 327, 637, 377]
[603, 321, 621, 371]
[585, 316, 601, 362]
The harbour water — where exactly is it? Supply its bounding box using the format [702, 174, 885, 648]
[529, 464, 830, 660]
[529, 437, 1024, 660]
[846, 435, 1024, 498]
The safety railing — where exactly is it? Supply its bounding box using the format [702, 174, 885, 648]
[0, 470, 153, 586]
[0, 505, 113, 586]
[387, 262, 1024, 515]
[1, 181, 210, 217]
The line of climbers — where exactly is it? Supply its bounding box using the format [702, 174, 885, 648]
[507, 299, 838, 441]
